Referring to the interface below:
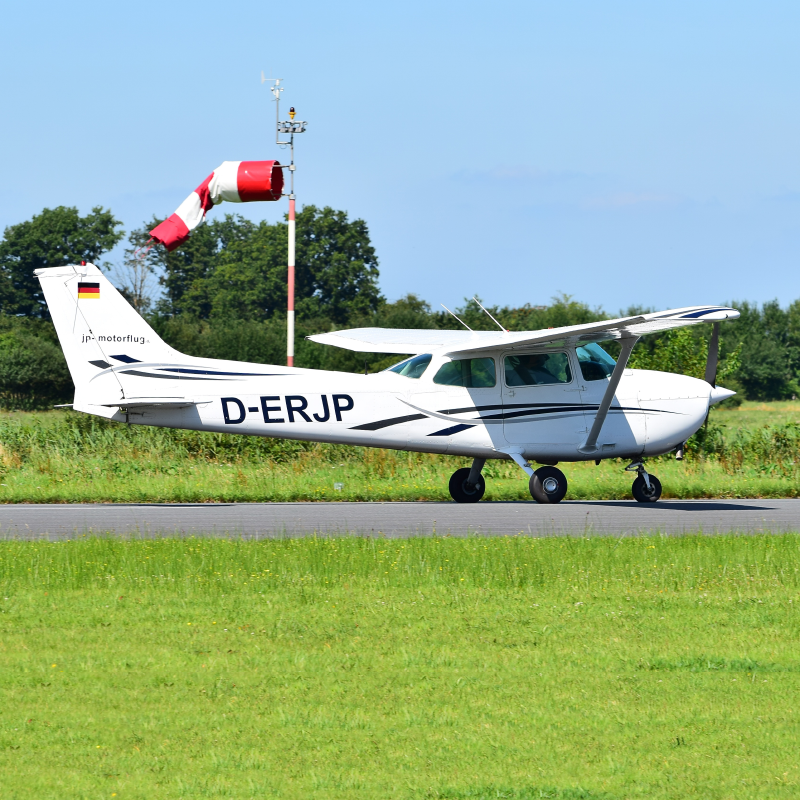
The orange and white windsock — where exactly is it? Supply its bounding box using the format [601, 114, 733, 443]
[150, 161, 283, 251]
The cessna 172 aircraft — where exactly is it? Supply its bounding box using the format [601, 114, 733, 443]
[37, 263, 738, 504]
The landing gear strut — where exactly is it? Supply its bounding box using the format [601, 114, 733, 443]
[449, 458, 486, 503]
[626, 461, 662, 503]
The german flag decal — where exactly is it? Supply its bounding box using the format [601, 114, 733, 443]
[77, 282, 100, 300]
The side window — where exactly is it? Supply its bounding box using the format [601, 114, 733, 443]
[575, 343, 616, 381]
[504, 352, 572, 387]
[433, 357, 496, 388]
[386, 353, 432, 379]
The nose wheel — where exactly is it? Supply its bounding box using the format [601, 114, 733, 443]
[529, 466, 568, 504]
[627, 461, 662, 503]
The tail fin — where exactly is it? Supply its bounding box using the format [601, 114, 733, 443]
[36, 263, 178, 411]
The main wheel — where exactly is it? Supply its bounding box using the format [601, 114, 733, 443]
[632, 474, 662, 503]
[529, 466, 568, 504]
[449, 467, 486, 503]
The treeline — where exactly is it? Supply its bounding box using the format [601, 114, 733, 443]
[0, 205, 798, 409]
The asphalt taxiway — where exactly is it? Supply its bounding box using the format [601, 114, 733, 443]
[0, 499, 797, 539]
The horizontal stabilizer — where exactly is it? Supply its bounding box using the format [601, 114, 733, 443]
[98, 397, 204, 409]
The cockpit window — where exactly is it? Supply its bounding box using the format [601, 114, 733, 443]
[433, 357, 496, 388]
[575, 342, 616, 381]
[504, 352, 572, 386]
[385, 353, 432, 379]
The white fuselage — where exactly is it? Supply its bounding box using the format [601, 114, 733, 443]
[105, 347, 712, 464]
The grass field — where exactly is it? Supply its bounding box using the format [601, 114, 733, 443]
[0, 401, 797, 503]
[713, 399, 800, 430]
[1, 534, 799, 799]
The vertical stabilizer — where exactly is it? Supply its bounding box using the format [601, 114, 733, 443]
[35, 263, 178, 410]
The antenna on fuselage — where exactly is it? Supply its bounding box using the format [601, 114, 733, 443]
[440, 304, 473, 331]
[472, 296, 508, 332]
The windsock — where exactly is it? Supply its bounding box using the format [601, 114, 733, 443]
[150, 161, 283, 251]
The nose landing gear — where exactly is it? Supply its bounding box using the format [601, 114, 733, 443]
[626, 461, 662, 503]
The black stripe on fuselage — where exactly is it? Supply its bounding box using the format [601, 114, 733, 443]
[156, 367, 281, 377]
[117, 370, 223, 381]
[116, 369, 283, 381]
[106, 355, 282, 378]
[350, 413, 428, 431]
[484, 405, 587, 421]
[350, 403, 676, 432]
[428, 423, 475, 436]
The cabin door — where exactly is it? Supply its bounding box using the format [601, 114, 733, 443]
[501, 350, 584, 448]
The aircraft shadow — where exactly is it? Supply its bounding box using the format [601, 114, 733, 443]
[571, 500, 773, 512]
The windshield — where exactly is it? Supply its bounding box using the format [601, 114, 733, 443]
[575, 342, 616, 381]
[385, 353, 432, 379]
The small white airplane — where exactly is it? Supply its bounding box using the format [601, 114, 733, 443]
[37, 263, 738, 504]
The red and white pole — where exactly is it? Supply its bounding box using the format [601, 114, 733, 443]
[287, 196, 296, 367]
[267, 79, 305, 368]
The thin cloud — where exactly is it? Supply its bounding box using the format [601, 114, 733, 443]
[450, 165, 600, 186]
[767, 190, 800, 204]
[582, 192, 679, 209]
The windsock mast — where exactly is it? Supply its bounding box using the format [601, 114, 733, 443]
[263, 74, 307, 367]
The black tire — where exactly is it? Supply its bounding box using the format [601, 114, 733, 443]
[449, 467, 486, 503]
[529, 466, 568, 504]
[632, 474, 662, 503]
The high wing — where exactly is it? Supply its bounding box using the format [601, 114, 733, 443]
[307, 305, 740, 355]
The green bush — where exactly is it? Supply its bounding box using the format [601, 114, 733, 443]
[688, 421, 800, 475]
[0, 317, 72, 409]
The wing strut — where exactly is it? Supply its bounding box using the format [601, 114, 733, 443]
[578, 336, 639, 454]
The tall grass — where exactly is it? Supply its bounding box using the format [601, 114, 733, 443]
[693, 420, 800, 476]
[3, 534, 800, 595]
[0, 411, 797, 501]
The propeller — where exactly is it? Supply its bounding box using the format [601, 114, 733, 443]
[704, 322, 720, 386]
[683, 322, 725, 461]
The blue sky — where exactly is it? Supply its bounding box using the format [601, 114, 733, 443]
[2, 0, 799, 313]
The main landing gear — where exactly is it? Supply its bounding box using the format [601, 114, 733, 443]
[529, 466, 568, 504]
[626, 461, 662, 503]
[449, 458, 486, 503]
[448, 457, 570, 505]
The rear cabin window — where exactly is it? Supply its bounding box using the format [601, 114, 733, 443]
[575, 343, 616, 381]
[386, 353, 432, 379]
[433, 357, 496, 388]
[504, 352, 572, 386]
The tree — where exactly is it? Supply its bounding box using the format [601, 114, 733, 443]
[629, 326, 741, 386]
[150, 215, 257, 319]
[145, 205, 382, 325]
[373, 294, 437, 330]
[719, 299, 800, 400]
[427, 293, 606, 332]
[0, 206, 123, 317]
[112, 228, 160, 313]
[0, 316, 73, 409]
[293, 205, 381, 323]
